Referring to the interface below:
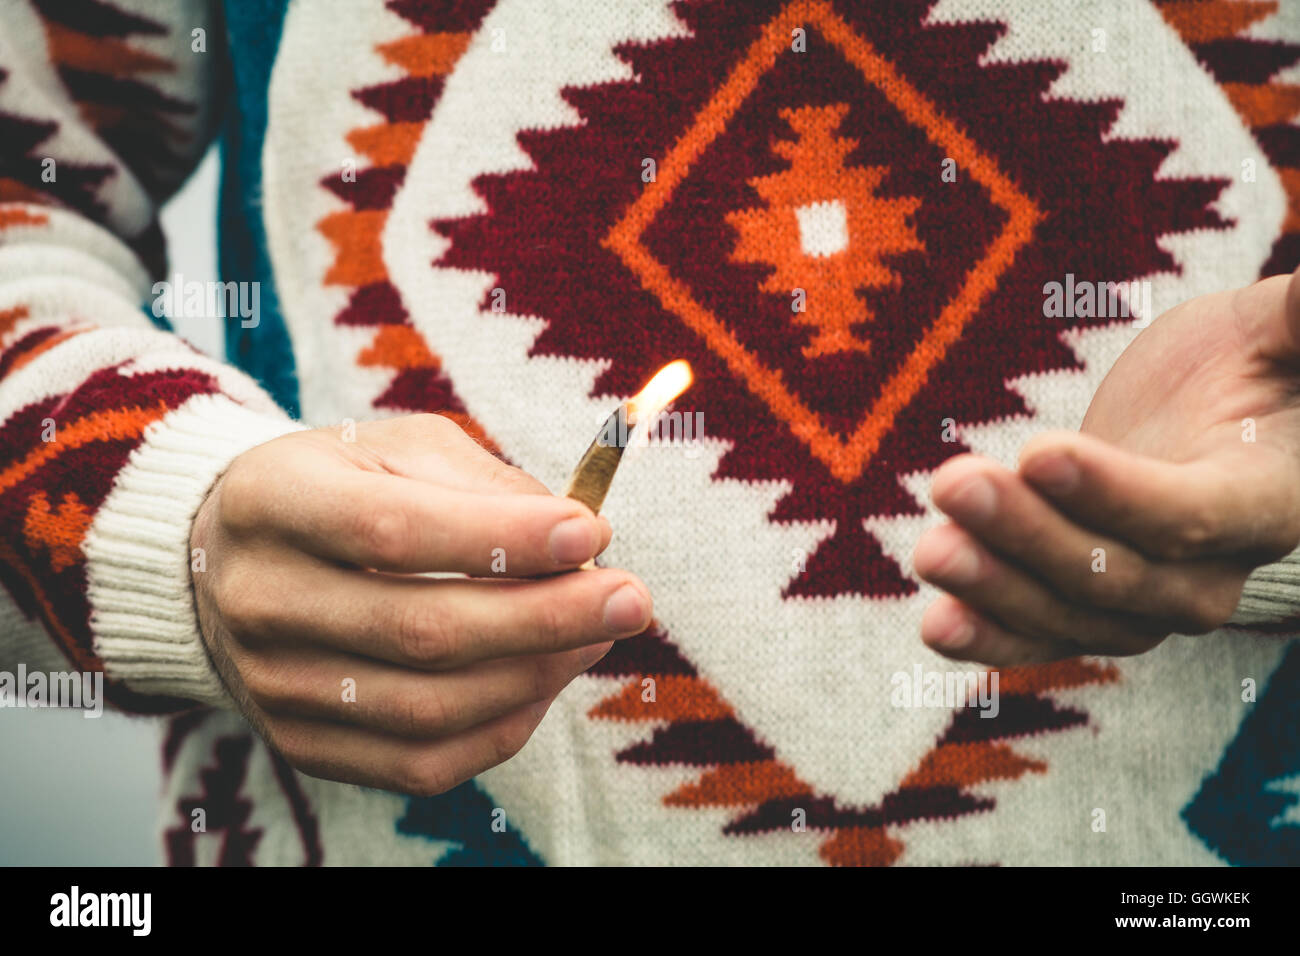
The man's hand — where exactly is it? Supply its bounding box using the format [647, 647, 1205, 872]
[913, 268, 1300, 666]
[190, 414, 653, 795]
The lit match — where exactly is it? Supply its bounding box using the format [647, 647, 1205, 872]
[564, 360, 693, 515]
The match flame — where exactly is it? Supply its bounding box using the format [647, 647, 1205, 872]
[627, 360, 693, 423]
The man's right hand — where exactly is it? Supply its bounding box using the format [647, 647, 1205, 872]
[188, 414, 653, 796]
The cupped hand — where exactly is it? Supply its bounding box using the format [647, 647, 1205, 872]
[913, 268, 1300, 665]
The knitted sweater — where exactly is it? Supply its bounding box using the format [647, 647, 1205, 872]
[2, 0, 1299, 866]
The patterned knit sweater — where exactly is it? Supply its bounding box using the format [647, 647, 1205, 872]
[2, 0, 1300, 866]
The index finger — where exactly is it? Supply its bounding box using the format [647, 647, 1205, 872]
[239, 469, 611, 576]
[1018, 431, 1300, 562]
[232, 558, 652, 667]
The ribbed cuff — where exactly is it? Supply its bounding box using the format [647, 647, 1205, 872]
[82, 393, 306, 708]
[1231, 546, 1300, 628]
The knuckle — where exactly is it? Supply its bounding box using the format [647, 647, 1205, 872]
[486, 463, 537, 495]
[490, 720, 533, 766]
[402, 685, 458, 736]
[1166, 508, 1220, 559]
[264, 720, 312, 768]
[353, 507, 413, 568]
[423, 412, 462, 437]
[529, 658, 560, 704]
[240, 658, 297, 710]
[1083, 559, 1145, 607]
[214, 564, 275, 638]
[215, 457, 268, 533]
[409, 413, 466, 448]
[531, 598, 572, 654]
[1178, 585, 1240, 635]
[469, 455, 527, 496]
[399, 692, 425, 738]
[398, 757, 455, 798]
[392, 600, 454, 664]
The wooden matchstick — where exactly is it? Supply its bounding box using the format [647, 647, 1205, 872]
[563, 404, 634, 514]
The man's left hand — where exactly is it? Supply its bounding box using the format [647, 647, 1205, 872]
[914, 268, 1300, 665]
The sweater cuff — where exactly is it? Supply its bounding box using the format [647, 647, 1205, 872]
[1231, 545, 1300, 629]
[83, 394, 306, 708]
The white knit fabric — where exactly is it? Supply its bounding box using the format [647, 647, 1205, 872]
[1, 0, 1298, 867]
[85, 394, 304, 706]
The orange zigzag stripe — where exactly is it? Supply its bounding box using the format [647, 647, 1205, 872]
[24, 490, 93, 573]
[43, 20, 174, 80]
[0, 207, 49, 230]
[378, 32, 471, 77]
[319, 209, 387, 287]
[589, 655, 1119, 865]
[586, 671, 816, 803]
[1157, 0, 1278, 44]
[36, 9, 188, 146]
[0, 403, 167, 672]
[0, 305, 31, 342]
[317, 22, 493, 447]
[7, 328, 88, 372]
[0, 403, 168, 496]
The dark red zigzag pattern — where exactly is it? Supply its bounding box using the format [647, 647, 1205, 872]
[0, 68, 115, 222]
[1154, 0, 1300, 277]
[429, 0, 1218, 861]
[434, 0, 1230, 600]
[0, 363, 223, 713]
[318, 0, 496, 425]
[30, 0, 200, 199]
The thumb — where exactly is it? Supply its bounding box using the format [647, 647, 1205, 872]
[1249, 265, 1300, 362]
[358, 414, 615, 552]
[362, 413, 552, 496]
[1287, 263, 1300, 351]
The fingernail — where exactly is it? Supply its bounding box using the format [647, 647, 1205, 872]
[925, 600, 977, 650]
[938, 613, 976, 650]
[603, 584, 650, 633]
[1026, 454, 1079, 495]
[549, 517, 599, 565]
[948, 476, 996, 522]
[936, 541, 980, 586]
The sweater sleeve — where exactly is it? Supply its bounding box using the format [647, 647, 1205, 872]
[1232, 550, 1300, 631]
[0, 0, 302, 713]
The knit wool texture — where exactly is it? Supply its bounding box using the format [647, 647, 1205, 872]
[1, 0, 1299, 865]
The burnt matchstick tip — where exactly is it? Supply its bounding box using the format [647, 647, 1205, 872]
[564, 405, 631, 514]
